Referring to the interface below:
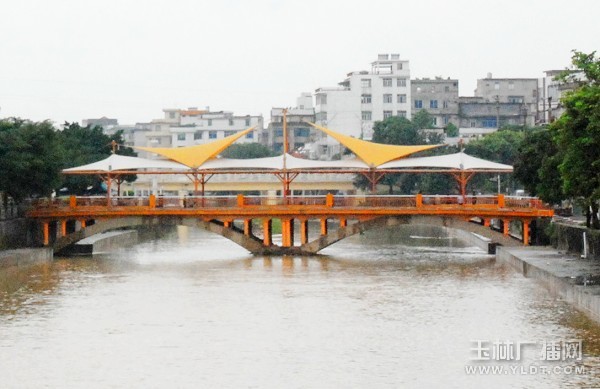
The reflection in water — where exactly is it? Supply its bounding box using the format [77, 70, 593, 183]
[0, 224, 599, 388]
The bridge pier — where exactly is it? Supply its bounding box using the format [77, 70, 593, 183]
[300, 220, 309, 245]
[244, 219, 253, 236]
[320, 218, 328, 236]
[263, 218, 272, 246]
[281, 218, 294, 247]
[523, 220, 530, 246]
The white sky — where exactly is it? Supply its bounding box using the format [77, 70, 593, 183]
[1, 0, 598, 125]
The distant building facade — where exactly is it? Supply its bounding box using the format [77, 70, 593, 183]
[82, 117, 118, 130]
[314, 54, 411, 140]
[263, 93, 316, 154]
[411, 77, 459, 129]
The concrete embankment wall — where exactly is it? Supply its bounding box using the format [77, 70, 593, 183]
[0, 248, 53, 268]
[497, 247, 600, 324]
[551, 223, 600, 260]
[64, 230, 139, 255]
[0, 218, 39, 250]
[444, 227, 497, 254]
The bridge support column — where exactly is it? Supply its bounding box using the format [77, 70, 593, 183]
[43, 221, 49, 246]
[339, 218, 347, 228]
[60, 220, 67, 237]
[320, 218, 328, 236]
[300, 220, 309, 245]
[244, 219, 253, 236]
[263, 219, 272, 246]
[523, 220, 530, 246]
[282, 218, 294, 247]
[483, 218, 490, 227]
[224, 220, 232, 228]
[503, 219, 510, 236]
[80, 219, 87, 228]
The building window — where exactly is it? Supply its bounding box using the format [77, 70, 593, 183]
[316, 111, 327, 121]
[508, 96, 524, 103]
[316, 94, 328, 105]
[245, 118, 251, 126]
[361, 79, 371, 88]
[383, 78, 392, 87]
[444, 86, 450, 93]
[208, 119, 212, 126]
[169, 112, 176, 119]
[443, 100, 449, 109]
[397, 63, 403, 70]
[443, 116, 449, 124]
[361, 94, 372, 104]
[246, 131, 254, 139]
[361, 111, 372, 121]
[508, 81, 515, 90]
[209, 131, 217, 139]
[397, 78, 407, 87]
[383, 110, 393, 119]
[194, 131, 202, 140]
[430, 100, 438, 109]
[414, 100, 423, 109]
[275, 128, 283, 137]
[482, 117, 497, 128]
[294, 128, 310, 137]
[224, 130, 236, 137]
[397, 110, 407, 118]
[383, 94, 393, 103]
[432, 117, 438, 126]
[177, 133, 186, 141]
[494, 81, 500, 90]
[397, 94, 407, 103]
[228, 119, 234, 126]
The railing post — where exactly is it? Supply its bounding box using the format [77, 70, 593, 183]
[69, 195, 77, 208]
[497, 194, 505, 208]
[416, 193, 423, 208]
[149, 194, 156, 208]
[237, 194, 245, 207]
[326, 193, 334, 207]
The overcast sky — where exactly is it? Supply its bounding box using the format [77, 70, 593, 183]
[1, 0, 598, 125]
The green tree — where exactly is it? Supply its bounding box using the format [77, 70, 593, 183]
[0, 118, 63, 203]
[464, 129, 525, 194]
[445, 123, 459, 137]
[513, 128, 563, 203]
[220, 143, 276, 159]
[57, 123, 136, 194]
[552, 50, 600, 228]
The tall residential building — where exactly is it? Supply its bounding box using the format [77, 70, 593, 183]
[314, 54, 411, 140]
[539, 70, 583, 124]
[411, 77, 459, 129]
[82, 117, 119, 130]
[473, 74, 538, 127]
[264, 93, 316, 154]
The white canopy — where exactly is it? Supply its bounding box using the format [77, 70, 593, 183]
[377, 152, 513, 171]
[197, 154, 370, 171]
[62, 154, 189, 173]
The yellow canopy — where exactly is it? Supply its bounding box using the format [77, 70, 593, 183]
[308, 122, 441, 167]
[135, 127, 253, 169]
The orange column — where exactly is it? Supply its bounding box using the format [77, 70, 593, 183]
[60, 220, 67, 237]
[237, 194, 245, 207]
[149, 194, 156, 208]
[224, 220, 232, 228]
[300, 220, 309, 244]
[81, 219, 87, 228]
[498, 194, 505, 208]
[263, 219, 272, 246]
[244, 219, 253, 236]
[339, 218, 347, 228]
[43, 222, 49, 246]
[503, 219, 510, 236]
[326, 193, 334, 207]
[69, 195, 77, 208]
[483, 218, 490, 227]
[523, 220, 530, 246]
[416, 193, 423, 208]
[282, 218, 294, 247]
[320, 218, 328, 236]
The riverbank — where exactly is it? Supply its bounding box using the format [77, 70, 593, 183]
[0, 248, 53, 268]
[497, 246, 600, 324]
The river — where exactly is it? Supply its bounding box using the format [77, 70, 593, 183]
[1, 225, 599, 388]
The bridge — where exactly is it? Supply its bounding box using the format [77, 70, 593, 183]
[27, 193, 554, 255]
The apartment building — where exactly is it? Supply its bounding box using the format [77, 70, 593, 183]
[264, 93, 316, 154]
[411, 77, 459, 129]
[314, 54, 411, 140]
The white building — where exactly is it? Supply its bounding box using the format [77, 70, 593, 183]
[169, 109, 262, 147]
[314, 54, 411, 141]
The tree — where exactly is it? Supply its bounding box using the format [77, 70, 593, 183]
[445, 123, 459, 137]
[220, 143, 276, 159]
[551, 50, 600, 228]
[513, 128, 563, 203]
[57, 123, 136, 194]
[0, 118, 63, 203]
